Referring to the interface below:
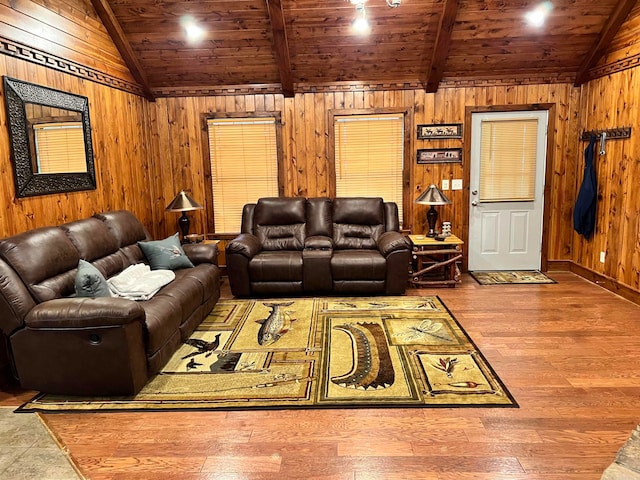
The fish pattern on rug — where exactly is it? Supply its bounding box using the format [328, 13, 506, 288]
[18, 296, 516, 412]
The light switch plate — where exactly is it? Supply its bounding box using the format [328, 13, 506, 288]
[441, 179, 450, 191]
[452, 179, 463, 190]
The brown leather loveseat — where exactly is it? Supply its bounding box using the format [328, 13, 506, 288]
[0, 210, 221, 396]
[226, 197, 410, 297]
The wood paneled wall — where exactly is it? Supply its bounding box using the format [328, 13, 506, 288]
[0, 55, 155, 236]
[4, 54, 639, 295]
[575, 67, 640, 290]
[150, 83, 582, 263]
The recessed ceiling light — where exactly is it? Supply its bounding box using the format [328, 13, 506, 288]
[525, 2, 553, 28]
[180, 15, 205, 43]
[351, 3, 370, 35]
[352, 16, 371, 34]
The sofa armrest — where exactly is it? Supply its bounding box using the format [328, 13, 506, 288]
[304, 235, 333, 250]
[183, 243, 218, 266]
[378, 231, 410, 257]
[24, 297, 145, 329]
[226, 233, 262, 259]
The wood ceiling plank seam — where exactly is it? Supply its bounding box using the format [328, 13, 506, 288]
[0, 3, 127, 68]
[116, 19, 273, 34]
[30, 0, 111, 36]
[128, 40, 274, 52]
[109, 7, 269, 18]
[90, 0, 155, 101]
[7, 0, 119, 48]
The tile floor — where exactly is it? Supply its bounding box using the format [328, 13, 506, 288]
[0, 407, 82, 480]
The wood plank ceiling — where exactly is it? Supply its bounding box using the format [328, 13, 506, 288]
[90, 0, 636, 98]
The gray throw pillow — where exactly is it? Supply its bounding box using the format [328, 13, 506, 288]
[75, 259, 111, 297]
[138, 233, 194, 270]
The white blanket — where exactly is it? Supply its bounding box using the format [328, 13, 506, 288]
[108, 264, 175, 301]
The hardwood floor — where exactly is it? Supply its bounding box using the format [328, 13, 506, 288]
[4, 272, 640, 479]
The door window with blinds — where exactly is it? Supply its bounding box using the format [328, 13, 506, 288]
[207, 116, 281, 233]
[33, 122, 87, 173]
[334, 114, 405, 221]
[479, 118, 538, 202]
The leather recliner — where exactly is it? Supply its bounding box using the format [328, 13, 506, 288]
[226, 197, 410, 297]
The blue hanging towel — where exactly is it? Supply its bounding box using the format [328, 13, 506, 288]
[573, 136, 597, 239]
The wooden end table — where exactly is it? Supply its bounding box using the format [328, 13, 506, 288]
[408, 234, 463, 287]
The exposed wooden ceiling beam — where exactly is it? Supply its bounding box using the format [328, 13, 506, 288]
[574, 0, 636, 87]
[266, 0, 294, 97]
[90, 0, 155, 101]
[424, 0, 458, 93]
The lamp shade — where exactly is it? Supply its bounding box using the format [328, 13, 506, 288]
[415, 184, 451, 205]
[165, 190, 203, 212]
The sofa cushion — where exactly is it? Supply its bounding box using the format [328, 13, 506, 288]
[61, 218, 119, 262]
[138, 234, 194, 270]
[330, 250, 386, 280]
[92, 251, 130, 279]
[256, 224, 305, 251]
[173, 264, 219, 304]
[0, 227, 79, 302]
[332, 198, 385, 249]
[95, 210, 150, 266]
[254, 197, 306, 226]
[95, 210, 149, 247]
[140, 295, 183, 355]
[333, 224, 384, 250]
[306, 198, 332, 237]
[153, 277, 201, 324]
[254, 198, 306, 250]
[249, 251, 303, 281]
[75, 260, 111, 297]
[62, 217, 129, 278]
[333, 197, 384, 225]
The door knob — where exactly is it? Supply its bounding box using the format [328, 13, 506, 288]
[471, 200, 478, 206]
[471, 190, 478, 195]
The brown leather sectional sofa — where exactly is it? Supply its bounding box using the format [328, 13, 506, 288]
[0, 210, 221, 396]
[226, 197, 410, 297]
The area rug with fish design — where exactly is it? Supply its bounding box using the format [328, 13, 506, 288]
[18, 296, 516, 412]
[469, 270, 556, 285]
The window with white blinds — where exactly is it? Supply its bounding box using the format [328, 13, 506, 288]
[334, 114, 404, 220]
[207, 117, 279, 233]
[479, 118, 538, 202]
[33, 122, 87, 173]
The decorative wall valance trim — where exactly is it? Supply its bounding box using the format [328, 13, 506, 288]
[0, 36, 145, 97]
[588, 53, 640, 80]
[439, 74, 576, 88]
[154, 76, 576, 98]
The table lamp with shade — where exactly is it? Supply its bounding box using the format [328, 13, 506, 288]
[415, 184, 451, 237]
[165, 190, 203, 241]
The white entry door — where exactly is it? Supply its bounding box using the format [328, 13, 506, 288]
[468, 110, 548, 271]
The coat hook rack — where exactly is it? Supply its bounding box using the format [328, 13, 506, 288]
[580, 126, 632, 141]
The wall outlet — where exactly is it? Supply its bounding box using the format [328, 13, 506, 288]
[441, 179, 450, 191]
[600, 251, 606, 263]
[452, 179, 463, 190]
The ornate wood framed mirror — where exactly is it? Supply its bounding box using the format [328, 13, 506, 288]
[3, 76, 96, 197]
